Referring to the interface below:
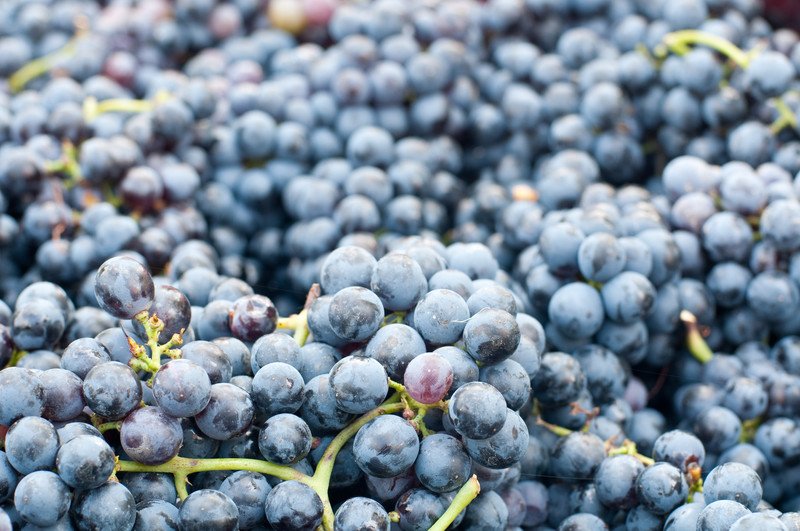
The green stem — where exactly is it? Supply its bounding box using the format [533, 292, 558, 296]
[9, 38, 81, 93]
[97, 421, 122, 434]
[116, 456, 309, 485]
[277, 309, 310, 346]
[174, 471, 190, 501]
[130, 311, 184, 383]
[535, 417, 573, 437]
[680, 311, 714, 364]
[770, 97, 798, 134]
[429, 475, 481, 531]
[607, 440, 655, 467]
[5, 348, 28, 368]
[740, 417, 762, 443]
[661, 30, 752, 68]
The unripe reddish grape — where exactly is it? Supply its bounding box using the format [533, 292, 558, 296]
[403, 353, 454, 404]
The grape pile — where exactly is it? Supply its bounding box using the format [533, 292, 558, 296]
[2, 0, 800, 529]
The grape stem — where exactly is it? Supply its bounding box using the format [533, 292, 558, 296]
[82, 90, 172, 122]
[606, 439, 655, 467]
[659, 30, 752, 68]
[44, 141, 83, 189]
[8, 18, 89, 93]
[429, 475, 480, 531]
[686, 462, 704, 503]
[679, 310, 713, 364]
[128, 311, 184, 384]
[276, 283, 319, 346]
[739, 417, 762, 443]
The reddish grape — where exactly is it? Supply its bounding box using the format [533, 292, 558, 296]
[403, 353, 454, 404]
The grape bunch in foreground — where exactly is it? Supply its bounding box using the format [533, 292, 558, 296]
[2, 0, 800, 529]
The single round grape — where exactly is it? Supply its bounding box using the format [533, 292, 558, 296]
[251, 362, 305, 416]
[83, 361, 143, 420]
[353, 415, 420, 478]
[462, 307, 520, 365]
[120, 472, 178, 506]
[40, 368, 85, 422]
[703, 462, 763, 511]
[178, 489, 239, 531]
[594, 454, 645, 510]
[71, 481, 137, 531]
[463, 409, 529, 469]
[152, 359, 212, 418]
[133, 500, 180, 531]
[264, 480, 323, 531]
[0, 367, 44, 426]
[448, 382, 507, 440]
[218, 471, 271, 529]
[413, 433, 471, 493]
[194, 383, 254, 441]
[180, 340, 233, 384]
[228, 294, 279, 342]
[14, 471, 71, 527]
[56, 434, 115, 489]
[334, 497, 390, 531]
[121, 406, 183, 465]
[652, 430, 706, 472]
[5, 416, 58, 474]
[328, 286, 384, 342]
[403, 352, 453, 404]
[635, 462, 688, 515]
[94, 256, 155, 319]
[258, 413, 312, 465]
[329, 355, 388, 414]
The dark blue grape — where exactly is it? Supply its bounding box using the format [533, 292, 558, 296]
[364, 323, 426, 380]
[5, 416, 57, 475]
[328, 355, 388, 414]
[298, 374, 354, 435]
[353, 415, 419, 478]
[55, 432, 114, 490]
[703, 462, 763, 511]
[636, 462, 688, 515]
[595, 454, 645, 510]
[153, 359, 212, 418]
[250, 332, 301, 373]
[94, 256, 154, 319]
[218, 471, 270, 529]
[479, 359, 530, 411]
[694, 406, 742, 454]
[178, 489, 238, 531]
[83, 361, 142, 420]
[133, 500, 179, 531]
[194, 383, 254, 441]
[11, 300, 65, 351]
[448, 382, 507, 440]
[120, 472, 178, 506]
[60, 337, 110, 380]
[531, 352, 586, 407]
[463, 307, 520, 365]
[722, 377, 768, 421]
[38, 368, 84, 422]
[264, 480, 323, 531]
[132, 284, 191, 343]
[328, 286, 384, 342]
[394, 488, 446, 531]
[413, 289, 470, 346]
[696, 500, 750, 531]
[251, 362, 305, 417]
[334, 497, 390, 531]
[730, 513, 788, 530]
[13, 471, 71, 528]
[464, 409, 528, 469]
[228, 294, 279, 343]
[71, 481, 136, 531]
[413, 433, 471, 493]
[550, 432, 606, 480]
[121, 406, 183, 465]
[652, 430, 706, 472]
[258, 413, 312, 465]
[320, 246, 377, 294]
[180, 340, 232, 384]
[558, 513, 608, 531]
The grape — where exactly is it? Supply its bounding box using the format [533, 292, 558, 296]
[133, 500, 180, 531]
[412, 289, 470, 346]
[178, 489, 239, 531]
[13, 471, 71, 527]
[334, 497, 390, 531]
[703, 462, 763, 511]
[328, 286, 384, 342]
[413, 433, 470, 493]
[394, 488, 446, 531]
[251, 362, 305, 416]
[448, 382, 507, 440]
[635, 462, 688, 515]
[228, 294, 279, 342]
[83, 361, 143, 420]
[264, 480, 323, 531]
[218, 471, 271, 529]
[402, 352, 453, 404]
[353, 415, 419, 478]
[463, 409, 529, 469]
[194, 383, 254, 441]
[71, 481, 137, 531]
[697, 500, 750, 531]
[258, 413, 312, 465]
[329, 355, 388, 414]
[120, 472, 178, 506]
[56, 434, 115, 489]
[153, 359, 213, 418]
[94, 256, 154, 319]
[462, 307, 520, 365]
[120, 406, 183, 465]
[40, 368, 85, 422]
[4, 416, 58, 475]
[0, 367, 44, 426]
